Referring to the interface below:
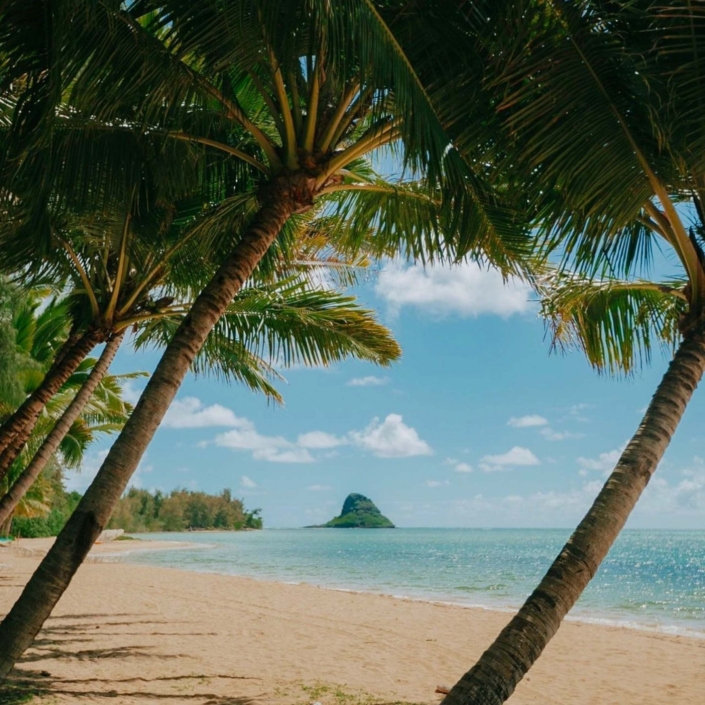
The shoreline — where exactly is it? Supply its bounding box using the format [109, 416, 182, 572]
[1, 549, 704, 704]
[116, 539, 705, 642]
[7, 536, 704, 640]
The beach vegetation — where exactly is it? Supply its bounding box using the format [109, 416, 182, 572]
[107, 487, 263, 532]
[298, 682, 424, 705]
[0, 282, 135, 537]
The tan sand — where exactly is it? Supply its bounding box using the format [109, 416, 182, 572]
[1, 538, 704, 705]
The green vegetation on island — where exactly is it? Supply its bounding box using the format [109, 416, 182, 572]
[318, 493, 394, 529]
[107, 488, 263, 533]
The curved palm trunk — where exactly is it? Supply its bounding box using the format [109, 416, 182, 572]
[443, 328, 705, 705]
[0, 183, 308, 679]
[0, 332, 125, 529]
[0, 329, 102, 482]
[0, 330, 83, 455]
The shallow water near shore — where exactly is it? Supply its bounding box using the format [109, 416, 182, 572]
[125, 527, 705, 637]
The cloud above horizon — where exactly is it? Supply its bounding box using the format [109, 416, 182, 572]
[508, 415, 548, 428]
[375, 262, 532, 318]
[480, 446, 540, 473]
[347, 376, 389, 387]
[164, 397, 241, 428]
[577, 447, 623, 475]
[351, 414, 432, 458]
[167, 397, 431, 463]
[446, 458, 473, 473]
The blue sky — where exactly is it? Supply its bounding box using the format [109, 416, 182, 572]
[71, 261, 705, 529]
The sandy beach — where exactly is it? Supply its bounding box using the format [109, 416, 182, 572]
[1, 538, 704, 705]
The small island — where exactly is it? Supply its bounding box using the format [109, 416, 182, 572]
[313, 493, 395, 529]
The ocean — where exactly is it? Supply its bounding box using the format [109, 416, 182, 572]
[126, 528, 705, 637]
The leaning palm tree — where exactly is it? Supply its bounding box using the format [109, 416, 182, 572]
[0, 0, 527, 676]
[0, 90, 404, 529]
[437, 2, 705, 703]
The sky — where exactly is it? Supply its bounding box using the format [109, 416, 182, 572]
[71, 260, 705, 530]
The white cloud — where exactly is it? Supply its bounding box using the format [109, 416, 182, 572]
[426, 479, 450, 488]
[66, 449, 109, 493]
[121, 380, 145, 406]
[308, 484, 332, 491]
[637, 459, 705, 515]
[351, 413, 432, 458]
[164, 397, 241, 428]
[171, 396, 430, 463]
[577, 448, 623, 475]
[508, 415, 548, 428]
[445, 457, 473, 473]
[347, 376, 390, 387]
[215, 420, 315, 464]
[68, 450, 153, 492]
[498, 481, 603, 511]
[375, 262, 532, 318]
[480, 446, 539, 472]
[240, 475, 257, 489]
[297, 431, 346, 449]
[539, 427, 584, 441]
[567, 403, 593, 422]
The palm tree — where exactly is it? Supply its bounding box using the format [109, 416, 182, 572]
[437, 2, 705, 702]
[0, 0, 526, 675]
[0, 81, 406, 538]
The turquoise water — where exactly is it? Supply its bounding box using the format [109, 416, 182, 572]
[127, 528, 705, 636]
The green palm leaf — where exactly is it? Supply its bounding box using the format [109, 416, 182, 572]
[538, 271, 687, 375]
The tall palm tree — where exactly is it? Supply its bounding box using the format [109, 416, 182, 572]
[0, 0, 526, 675]
[437, 2, 705, 702]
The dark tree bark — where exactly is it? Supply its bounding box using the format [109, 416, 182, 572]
[0, 329, 103, 482]
[0, 177, 313, 679]
[0, 332, 124, 528]
[442, 328, 705, 705]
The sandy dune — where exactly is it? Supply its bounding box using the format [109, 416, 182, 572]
[0, 539, 703, 704]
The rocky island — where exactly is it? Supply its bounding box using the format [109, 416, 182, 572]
[314, 493, 395, 528]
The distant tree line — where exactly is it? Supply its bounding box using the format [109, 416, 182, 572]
[107, 488, 263, 533]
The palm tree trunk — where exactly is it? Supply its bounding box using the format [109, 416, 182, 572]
[442, 327, 705, 705]
[0, 329, 102, 482]
[0, 180, 311, 680]
[0, 330, 82, 455]
[0, 333, 125, 529]
[0, 516, 11, 538]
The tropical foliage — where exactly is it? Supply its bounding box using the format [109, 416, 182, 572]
[0, 281, 136, 534]
[8, 465, 82, 539]
[108, 487, 262, 533]
[13, 0, 705, 698]
[0, 0, 526, 678]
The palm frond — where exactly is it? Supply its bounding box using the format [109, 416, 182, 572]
[538, 270, 687, 375]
